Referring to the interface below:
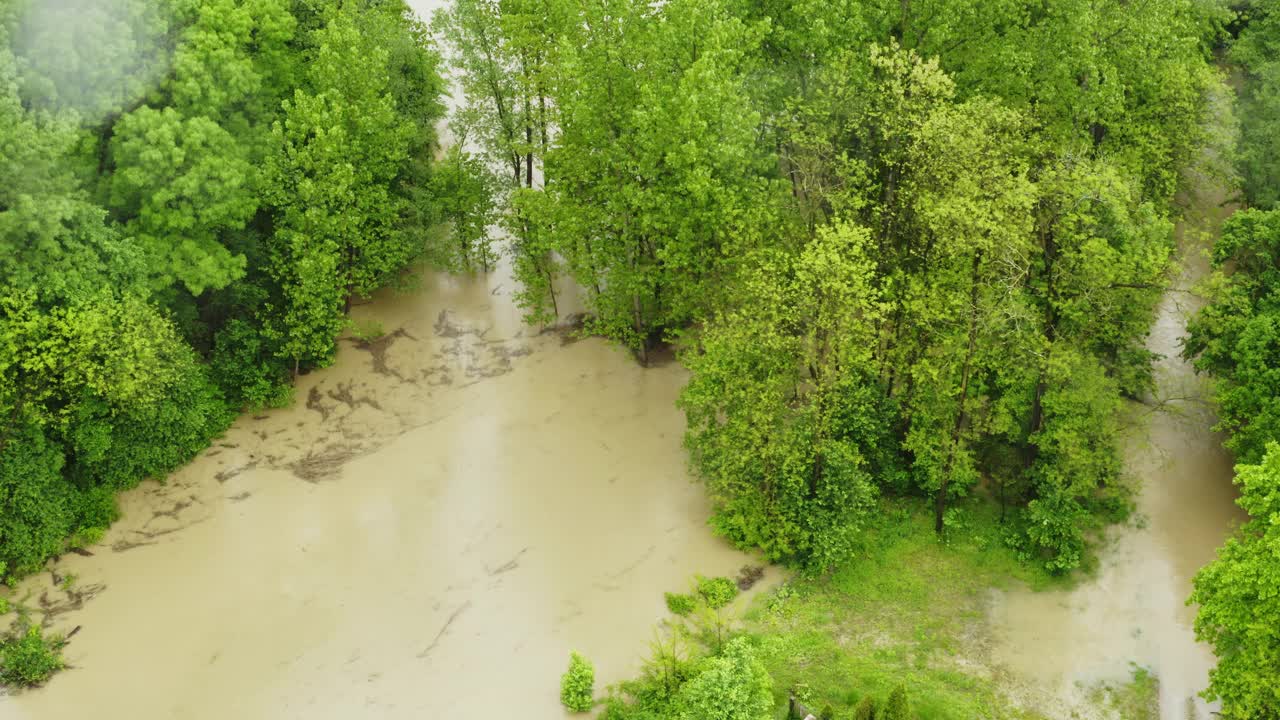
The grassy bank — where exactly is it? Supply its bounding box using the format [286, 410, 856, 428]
[745, 499, 1058, 719]
[602, 496, 1161, 720]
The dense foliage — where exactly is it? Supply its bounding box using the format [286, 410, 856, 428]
[1189, 444, 1280, 720]
[1233, 1, 1280, 209]
[1186, 208, 1280, 464]
[561, 651, 596, 713]
[1182, 8, 1280, 717]
[440, 0, 1225, 572]
[0, 621, 65, 687]
[0, 0, 461, 582]
[602, 636, 774, 720]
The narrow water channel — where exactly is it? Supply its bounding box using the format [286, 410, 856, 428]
[988, 84, 1247, 719]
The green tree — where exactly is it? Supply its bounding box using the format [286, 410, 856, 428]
[1189, 444, 1280, 720]
[882, 685, 910, 720]
[1185, 208, 1280, 464]
[263, 4, 415, 371]
[108, 106, 256, 295]
[561, 651, 596, 712]
[8, 0, 186, 121]
[682, 222, 885, 567]
[0, 32, 144, 302]
[430, 144, 499, 271]
[674, 638, 773, 720]
[1233, 4, 1280, 209]
[0, 622, 65, 687]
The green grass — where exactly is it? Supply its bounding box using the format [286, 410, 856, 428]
[741, 497, 1066, 720]
[1087, 665, 1159, 720]
[610, 495, 1140, 719]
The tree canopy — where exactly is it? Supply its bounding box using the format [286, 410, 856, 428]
[439, 0, 1219, 571]
[0, 0, 457, 581]
[1190, 444, 1280, 720]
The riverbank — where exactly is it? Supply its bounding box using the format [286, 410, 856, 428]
[745, 499, 1063, 720]
[601, 496, 1158, 720]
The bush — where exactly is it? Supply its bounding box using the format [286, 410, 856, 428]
[665, 592, 697, 616]
[695, 576, 738, 610]
[561, 651, 595, 712]
[882, 685, 910, 720]
[210, 318, 291, 410]
[349, 318, 385, 343]
[853, 696, 877, 720]
[0, 623, 65, 687]
[674, 637, 773, 720]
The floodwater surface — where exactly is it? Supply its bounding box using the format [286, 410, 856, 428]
[0, 267, 764, 719]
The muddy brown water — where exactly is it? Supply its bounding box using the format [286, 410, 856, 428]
[0, 255, 770, 719]
[988, 85, 1247, 719]
[0, 5, 1248, 717]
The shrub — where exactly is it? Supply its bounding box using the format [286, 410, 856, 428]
[349, 318, 386, 343]
[853, 696, 877, 720]
[882, 685, 910, 720]
[561, 651, 595, 712]
[665, 592, 697, 616]
[695, 576, 738, 610]
[674, 637, 773, 720]
[0, 623, 65, 687]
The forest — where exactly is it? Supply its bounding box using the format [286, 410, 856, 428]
[438, 0, 1218, 572]
[0, 0, 1277, 717]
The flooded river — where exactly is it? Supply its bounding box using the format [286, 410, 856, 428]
[0, 255, 764, 719]
[989, 83, 1247, 719]
[0, 4, 1250, 718]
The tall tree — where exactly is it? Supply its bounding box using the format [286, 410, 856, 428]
[1185, 208, 1280, 465]
[263, 4, 415, 371]
[682, 222, 886, 568]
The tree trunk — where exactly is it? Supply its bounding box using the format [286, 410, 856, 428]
[936, 251, 983, 535]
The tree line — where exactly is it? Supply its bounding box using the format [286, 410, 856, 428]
[0, 0, 475, 582]
[438, 0, 1225, 574]
[1184, 3, 1280, 718]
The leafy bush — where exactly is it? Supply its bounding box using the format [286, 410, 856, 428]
[0, 623, 65, 687]
[853, 696, 877, 720]
[674, 637, 772, 720]
[560, 651, 595, 712]
[665, 592, 697, 617]
[348, 318, 385, 343]
[882, 685, 910, 720]
[209, 318, 292, 410]
[695, 576, 738, 610]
